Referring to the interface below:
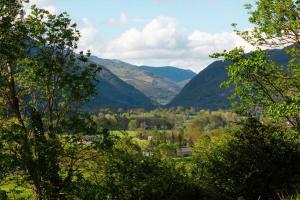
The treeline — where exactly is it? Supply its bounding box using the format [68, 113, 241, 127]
[94, 109, 237, 149]
[93, 107, 195, 130]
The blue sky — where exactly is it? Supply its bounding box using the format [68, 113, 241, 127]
[30, 0, 256, 72]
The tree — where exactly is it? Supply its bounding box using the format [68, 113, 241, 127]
[193, 118, 300, 199]
[196, 0, 300, 198]
[0, 2, 101, 199]
[128, 119, 138, 130]
[92, 137, 209, 200]
[238, 0, 300, 47]
[212, 0, 300, 131]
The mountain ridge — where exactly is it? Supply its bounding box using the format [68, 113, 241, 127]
[168, 47, 292, 110]
[89, 56, 187, 105]
[139, 66, 196, 86]
[85, 66, 156, 111]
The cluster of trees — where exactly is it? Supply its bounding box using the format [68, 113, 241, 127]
[93, 108, 194, 131]
[93, 109, 237, 154]
[0, 0, 300, 199]
[184, 111, 238, 143]
[132, 110, 237, 155]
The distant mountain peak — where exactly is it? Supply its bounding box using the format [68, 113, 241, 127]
[89, 56, 192, 105]
[85, 66, 156, 111]
[139, 65, 196, 84]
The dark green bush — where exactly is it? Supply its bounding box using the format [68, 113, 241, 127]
[193, 118, 300, 199]
[0, 190, 7, 200]
[101, 150, 208, 199]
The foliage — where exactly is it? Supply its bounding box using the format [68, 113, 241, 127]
[0, 1, 101, 199]
[280, 193, 300, 200]
[212, 47, 300, 130]
[200, 0, 300, 198]
[0, 190, 7, 200]
[1, 0, 299, 199]
[193, 118, 300, 199]
[240, 0, 300, 47]
[94, 108, 186, 131]
[213, 0, 300, 131]
[185, 110, 238, 142]
[90, 138, 209, 200]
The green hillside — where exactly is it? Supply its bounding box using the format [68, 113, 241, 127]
[85, 66, 156, 111]
[168, 48, 292, 110]
[90, 57, 181, 105]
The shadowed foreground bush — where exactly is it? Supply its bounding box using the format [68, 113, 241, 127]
[72, 138, 210, 200]
[193, 118, 300, 200]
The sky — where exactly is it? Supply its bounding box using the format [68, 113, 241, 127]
[28, 0, 256, 72]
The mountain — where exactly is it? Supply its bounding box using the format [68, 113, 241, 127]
[168, 48, 292, 110]
[167, 60, 231, 110]
[89, 57, 181, 105]
[85, 66, 156, 111]
[139, 66, 196, 87]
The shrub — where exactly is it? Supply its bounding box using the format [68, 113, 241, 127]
[94, 138, 210, 200]
[193, 118, 300, 199]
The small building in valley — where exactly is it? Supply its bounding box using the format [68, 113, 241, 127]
[176, 147, 192, 157]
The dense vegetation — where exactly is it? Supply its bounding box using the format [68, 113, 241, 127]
[0, 0, 300, 199]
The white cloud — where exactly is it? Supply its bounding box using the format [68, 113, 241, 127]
[78, 18, 98, 51]
[108, 12, 129, 26]
[188, 31, 254, 58]
[25, 0, 57, 14]
[78, 16, 254, 72]
[99, 17, 188, 59]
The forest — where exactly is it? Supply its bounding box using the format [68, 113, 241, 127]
[0, 0, 300, 199]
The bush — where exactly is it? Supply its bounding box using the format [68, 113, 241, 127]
[95, 138, 209, 200]
[0, 190, 7, 200]
[193, 118, 300, 199]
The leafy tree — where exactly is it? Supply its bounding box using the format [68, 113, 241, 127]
[240, 0, 300, 47]
[212, 0, 300, 131]
[92, 137, 209, 200]
[193, 118, 300, 199]
[185, 111, 238, 143]
[0, 2, 101, 199]
[0, 0, 30, 191]
[200, 1, 300, 198]
[213, 48, 300, 130]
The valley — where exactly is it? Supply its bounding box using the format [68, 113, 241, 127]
[87, 47, 292, 111]
[1, 0, 300, 199]
[89, 56, 196, 105]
